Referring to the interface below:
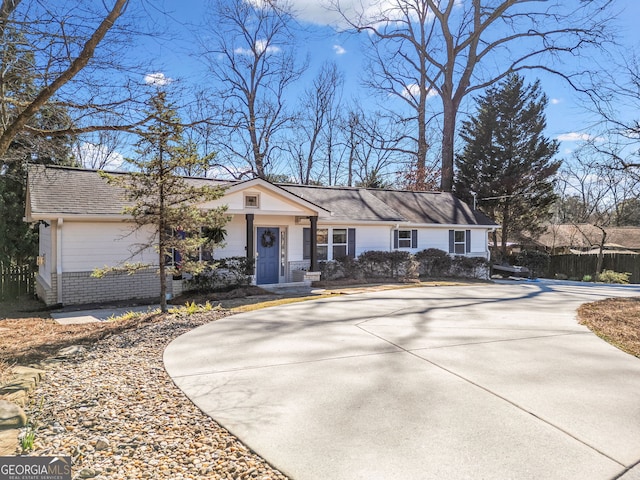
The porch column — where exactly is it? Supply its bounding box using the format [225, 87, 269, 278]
[245, 213, 254, 265]
[309, 215, 318, 271]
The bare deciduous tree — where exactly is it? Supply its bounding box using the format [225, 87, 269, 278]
[344, 107, 413, 188]
[287, 61, 343, 184]
[555, 148, 639, 277]
[333, 0, 614, 192]
[0, 0, 135, 158]
[200, 0, 305, 178]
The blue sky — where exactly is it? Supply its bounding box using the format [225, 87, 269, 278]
[116, 0, 640, 169]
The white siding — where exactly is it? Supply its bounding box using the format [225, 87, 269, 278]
[213, 215, 246, 258]
[416, 228, 450, 253]
[61, 221, 156, 272]
[38, 222, 52, 283]
[201, 186, 315, 215]
[355, 225, 394, 256]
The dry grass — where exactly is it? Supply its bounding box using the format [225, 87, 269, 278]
[578, 297, 640, 358]
[0, 312, 164, 365]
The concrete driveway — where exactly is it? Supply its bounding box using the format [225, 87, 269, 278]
[164, 281, 640, 480]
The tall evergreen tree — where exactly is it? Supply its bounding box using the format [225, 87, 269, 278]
[0, 27, 75, 265]
[454, 74, 561, 258]
[96, 90, 228, 312]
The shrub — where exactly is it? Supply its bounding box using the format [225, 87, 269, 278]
[451, 256, 490, 279]
[186, 256, 255, 292]
[597, 270, 630, 284]
[582, 275, 592, 282]
[415, 248, 452, 277]
[319, 256, 363, 281]
[515, 250, 550, 279]
[357, 250, 417, 280]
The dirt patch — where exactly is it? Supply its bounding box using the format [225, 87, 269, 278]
[0, 312, 170, 365]
[577, 297, 640, 358]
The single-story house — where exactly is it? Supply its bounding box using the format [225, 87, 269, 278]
[25, 165, 498, 306]
[517, 224, 640, 255]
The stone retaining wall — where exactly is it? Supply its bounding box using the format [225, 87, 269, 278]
[0, 366, 45, 455]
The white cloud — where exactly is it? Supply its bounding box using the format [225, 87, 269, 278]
[333, 44, 347, 55]
[550, 98, 561, 105]
[557, 132, 603, 142]
[234, 39, 281, 55]
[144, 72, 172, 86]
[242, 0, 442, 28]
[401, 83, 438, 100]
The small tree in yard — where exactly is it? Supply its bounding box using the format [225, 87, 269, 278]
[96, 90, 228, 312]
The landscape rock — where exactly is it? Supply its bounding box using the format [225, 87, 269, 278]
[11, 366, 46, 382]
[26, 312, 290, 480]
[56, 345, 87, 358]
[0, 389, 27, 407]
[94, 437, 109, 451]
[0, 428, 19, 455]
[0, 400, 27, 429]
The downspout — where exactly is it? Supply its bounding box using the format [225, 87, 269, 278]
[246, 213, 255, 280]
[391, 224, 399, 250]
[56, 218, 63, 304]
[310, 216, 318, 271]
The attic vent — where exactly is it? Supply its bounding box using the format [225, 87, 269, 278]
[244, 193, 260, 208]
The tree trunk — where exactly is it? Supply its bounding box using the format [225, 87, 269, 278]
[595, 226, 607, 281]
[440, 101, 456, 192]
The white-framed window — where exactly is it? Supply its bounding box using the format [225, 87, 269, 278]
[332, 228, 348, 258]
[394, 229, 417, 249]
[317, 228, 329, 261]
[454, 230, 466, 254]
[398, 230, 412, 248]
[449, 229, 471, 255]
[244, 193, 260, 208]
[304, 227, 356, 261]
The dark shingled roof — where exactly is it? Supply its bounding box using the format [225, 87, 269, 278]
[28, 165, 497, 226]
[27, 164, 226, 216]
[280, 184, 496, 225]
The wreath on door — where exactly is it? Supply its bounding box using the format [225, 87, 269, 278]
[261, 229, 276, 248]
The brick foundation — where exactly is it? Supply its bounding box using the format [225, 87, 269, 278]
[34, 269, 176, 306]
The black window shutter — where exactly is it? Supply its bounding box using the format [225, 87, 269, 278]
[411, 229, 418, 249]
[348, 228, 356, 258]
[466, 230, 471, 253]
[303, 228, 310, 260]
[393, 230, 399, 249]
[448, 230, 455, 253]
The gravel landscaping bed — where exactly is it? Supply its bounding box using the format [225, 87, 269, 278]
[24, 311, 290, 480]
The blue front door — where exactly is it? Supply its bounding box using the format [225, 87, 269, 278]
[256, 227, 280, 284]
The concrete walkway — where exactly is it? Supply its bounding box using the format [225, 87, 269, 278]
[50, 305, 159, 324]
[164, 281, 640, 480]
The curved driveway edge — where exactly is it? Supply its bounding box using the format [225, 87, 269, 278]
[164, 282, 640, 480]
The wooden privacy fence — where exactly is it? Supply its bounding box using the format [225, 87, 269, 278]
[548, 254, 640, 284]
[0, 263, 35, 301]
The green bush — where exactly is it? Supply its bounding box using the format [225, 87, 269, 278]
[597, 270, 630, 284]
[415, 248, 452, 277]
[515, 250, 550, 279]
[582, 274, 593, 282]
